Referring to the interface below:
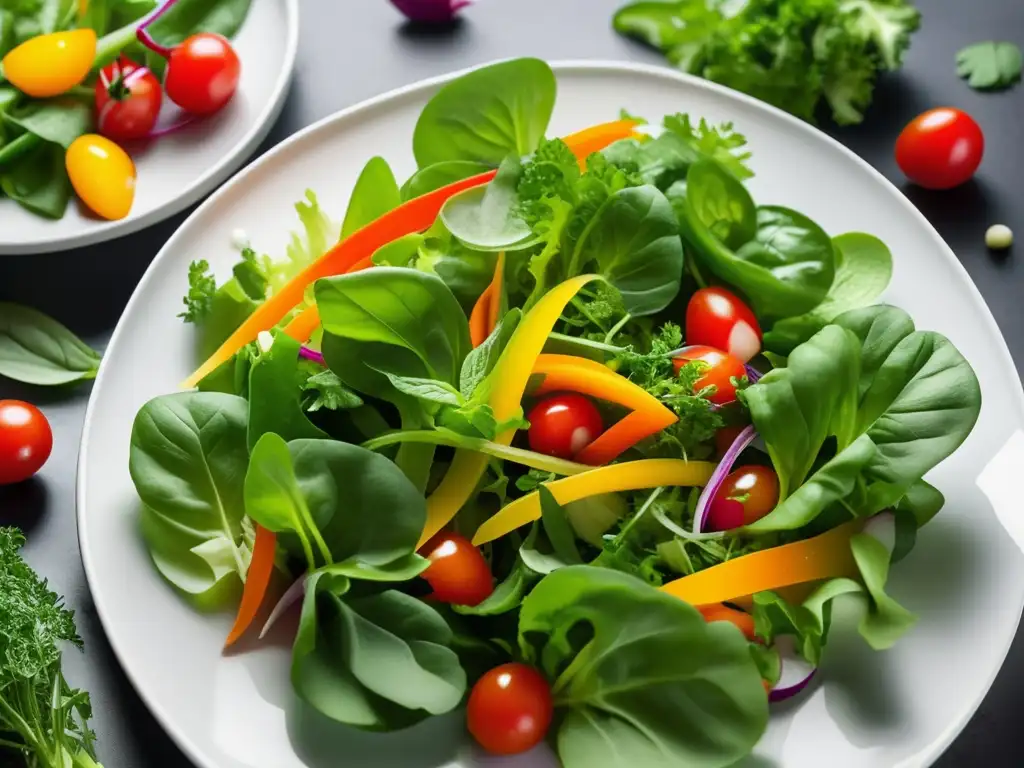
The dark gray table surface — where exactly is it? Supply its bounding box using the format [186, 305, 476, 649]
[1, 0, 1021, 765]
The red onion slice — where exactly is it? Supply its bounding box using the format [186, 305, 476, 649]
[769, 636, 817, 703]
[390, 0, 472, 23]
[298, 346, 325, 365]
[744, 364, 763, 383]
[694, 424, 757, 533]
[259, 576, 307, 639]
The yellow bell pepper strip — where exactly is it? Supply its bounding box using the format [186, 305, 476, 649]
[363, 429, 591, 476]
[531, 354, 678, 465]
[224, 524, 277, 648]
[472, 458, 715, 546]
[469, 252, 506, 347]
[205, 120, 639, 370]
[419, 275, 602, 548]
[182, 170, 497, 388]
[659, 520, 861, 607]
[2, 29, 97, 98]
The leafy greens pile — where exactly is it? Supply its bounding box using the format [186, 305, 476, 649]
[0, 0, 252, 219]
[0, 527, 103, 768]
[614, 0, 921, 125]
[136, 58, 980, 768]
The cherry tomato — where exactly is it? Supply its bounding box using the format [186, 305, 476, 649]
[421, 531, 494, 606]
[65, 134, 136, 220]
[707, 465, 780, 530]
[165, 33, 241, 115]
[95, 57, 163, 141]
[467, 663, 553, 755]
[527, 393, 603, 460]
[672, 345, 746, 405]
[895, 108, 984, 190]
[2, 29, 96, 98]
[686, 287, 762, 363]
[0, 401, 53, 485]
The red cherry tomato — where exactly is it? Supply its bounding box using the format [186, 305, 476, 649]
[527, 393, 603, 460]
[672, 345, 746, 405]
[164, 33, 240, 115]
[421, 531, 494, 606]
[95, 56, 162, 140]
[467, 663, 553, 755]
[895, 108, 984, 190]
[707, 465, 780, 530]
[686, 287, 762, 363]
[0, 400, 53, 485]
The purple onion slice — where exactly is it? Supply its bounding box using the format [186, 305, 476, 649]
[744, 363, 763, 383]
[298, 346, 325, 365]
[694, 424, 757, 533]
[390, 0, 472, 23]
[258, 575, 307, 640]
[769, 636, 817, 703]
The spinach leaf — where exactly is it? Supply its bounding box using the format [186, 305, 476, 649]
[893, 479, 944, 528]
[459, 308, 521, 398]
[246, 332, 327, 450]
[0, 302, 101, 385]
[850, 532, 917, 649]
[315, 267, 471, 387]
[1, 140, 71, 218]
[245, 433, 332, 571]
[130, 392, 251, 607]
[572, 184, 683, 316]
[289, 438, 426, 566]
[764, 233, 893, 354]
[292, 573, 466, 729]
[413, 58, 556, 167]
[743, 309, 981, 531]
[401, 160, 492, 201]
[518, 566, 768, 768]
[145, 0, 252, 47]
[439, 155, 536, 251]
[675, 160, 834, 318]
[341, 156, 400, 239]
[539, 486, 583, 565]
[4, 98, 92, 148]
[455, 558, 536, 616]
[379, 371, 463, 408]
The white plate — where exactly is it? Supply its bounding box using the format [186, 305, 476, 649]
[0, 0, 299, 255]
[78, 61, 1024, 768]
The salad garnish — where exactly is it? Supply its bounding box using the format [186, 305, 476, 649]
[132, 58, 982, 767]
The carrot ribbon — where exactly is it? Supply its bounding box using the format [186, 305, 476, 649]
[469, 252, 505, 347]
[224, 524, 277, 648]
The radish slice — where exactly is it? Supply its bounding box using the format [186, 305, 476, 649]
[259, 576, 306, 639]
[694, 424, 757, 533]
[770, 635, 817, 703]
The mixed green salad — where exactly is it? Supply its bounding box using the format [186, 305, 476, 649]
[129, 58, 981, 766]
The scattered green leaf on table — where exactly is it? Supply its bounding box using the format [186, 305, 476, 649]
[0, 302, 101, 385]
[956, 41, 1022, 90]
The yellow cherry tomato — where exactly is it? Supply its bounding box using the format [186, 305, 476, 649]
[2, 29, 97, 98]
[66, 135, 136, 221]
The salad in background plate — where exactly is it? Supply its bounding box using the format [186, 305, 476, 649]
[127, 58, 981, 767]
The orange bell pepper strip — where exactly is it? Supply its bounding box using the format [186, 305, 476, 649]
[224, 524, 277, 648]
[419, 275, 602, 548]
[472, 458, 714, 546]
[182, 171, 496, 388]
[531, 354, 677, 465]
[184, 120, 640, 385]
[699, 603, 756, 641]
[659, 521, 861, 608]
[281, 254, 376, 342]
[469, 252, 506, 347]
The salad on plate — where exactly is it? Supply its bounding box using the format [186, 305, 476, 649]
[128, 58, 982, 767]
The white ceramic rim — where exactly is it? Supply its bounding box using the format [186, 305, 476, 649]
[0, 0, 301, 256]
[76, 59, 1024, 768]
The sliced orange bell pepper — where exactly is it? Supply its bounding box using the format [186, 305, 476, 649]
[419, 275, 602, 548]
[472, 458, 714, 546]
[469, 252, 506, 347]
[224, 524, 277, 648]
[699, 603, 756, 641]
[184, 120, 640, 387]
[531, 354, 677, 465]
[659, 521, 861, 608]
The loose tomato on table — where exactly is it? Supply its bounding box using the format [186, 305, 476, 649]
[673, 345, 746, 405]
[421, 531, 494, 606]
[0, 401, 52, 485]
[686, 287, 762, 363]
[706, 465, 780, 531]
[527, 392, 603, 460]
[895, 108, 984, 190]
[95, 57, 163, 141]
[467, 663, 553, 755]
[165, 33, 241, 115]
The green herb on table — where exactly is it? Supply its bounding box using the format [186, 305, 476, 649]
[956, 41, 1022, 90]
[0, 302, 102, 386]
[0, 527, 104, 768]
